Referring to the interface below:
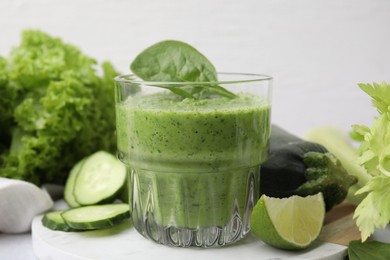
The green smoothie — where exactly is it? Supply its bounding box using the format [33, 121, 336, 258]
[116, 92, 271, 228]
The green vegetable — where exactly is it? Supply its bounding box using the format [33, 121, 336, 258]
[130, 40, 236, 99]
[61, 204, 130, 230]
[64, 151, 127, 208]
[306, 81, 390, 242]
[304, 126, 371, 205]
[351, 81, 390, 241]
[42, 210, 74, 232]
[72, 151, 127, 206]
[0, 30, 119, 185]
[261, 125, 357, 211]
[64, 159, 85, 208]
[348, 240, 390, 260]
[0, 56, 17, 155]
[45, 151, 129, 232]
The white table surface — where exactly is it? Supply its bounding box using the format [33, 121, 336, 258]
[1, 0, 390, 259]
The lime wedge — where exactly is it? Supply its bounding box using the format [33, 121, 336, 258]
[250, 193, 325, 250]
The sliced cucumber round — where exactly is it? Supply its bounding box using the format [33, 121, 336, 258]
[42, 210, 74, 232]
[73, 151, 126, 206]
[64, 159, 85, 208]
[61, 204, 130, 230]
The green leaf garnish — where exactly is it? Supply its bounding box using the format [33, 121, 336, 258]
[130, 40, 236, 99]
[348, 240, 390, 260]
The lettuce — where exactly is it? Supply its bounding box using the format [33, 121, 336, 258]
[0, 30, 119, 185]
[352, 81, 390, 241]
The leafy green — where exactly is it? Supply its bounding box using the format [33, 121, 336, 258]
[130, 40, 236, 99]
[0, 30, 119, 185]
[358, 82, 390, 115]
[351, 81, 390, 241]
[0, 56, 18, 154]
[354, 176, 390, 240]
[348, 240, 390, 260]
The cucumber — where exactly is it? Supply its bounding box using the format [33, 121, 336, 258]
[61, 204, 130, 230]
[73, 151, 126, 206]
[64, 159, 85, 208]
[42, 210, 74, 232]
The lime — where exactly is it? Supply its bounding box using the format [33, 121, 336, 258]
[250, 193, 325, 250]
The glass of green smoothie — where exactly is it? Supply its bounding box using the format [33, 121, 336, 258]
[115, 72, 272, 247]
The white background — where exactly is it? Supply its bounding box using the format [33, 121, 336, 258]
[1, 0, 390, 137]
[1, 0, 390, 259]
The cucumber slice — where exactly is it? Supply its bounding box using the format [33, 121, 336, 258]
[42, 210, 74, 232]
[64, 159, 85, 208]
[73, 151, 126, 206]
[61, 204, 130, 230]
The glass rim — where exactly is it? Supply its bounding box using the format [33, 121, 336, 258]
[114, 72, 272, 86]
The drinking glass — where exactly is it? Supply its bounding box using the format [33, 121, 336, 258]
[115, 73, 272, 247]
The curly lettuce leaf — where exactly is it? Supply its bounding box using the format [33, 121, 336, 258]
[0, 30, 119, 185]
[8, 30, 97, 89]
[352, 81, 390, 241]
[0, 56, 8, 86]
[0, 57, 18, 152]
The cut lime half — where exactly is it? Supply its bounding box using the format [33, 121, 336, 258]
[250, 193, 325, 250]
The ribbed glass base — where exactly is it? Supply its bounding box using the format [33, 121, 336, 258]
[128, 165, 260, 247]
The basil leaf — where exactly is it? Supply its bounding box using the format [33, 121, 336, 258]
[348, 240, 390, 260]
[130, 40, 236, 99]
